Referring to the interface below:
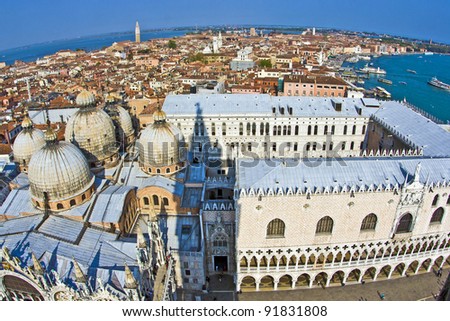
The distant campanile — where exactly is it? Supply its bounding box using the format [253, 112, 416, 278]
[135, 21, 141, 43]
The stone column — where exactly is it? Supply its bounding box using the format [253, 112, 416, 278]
[357, 273, 363, 283]
[255, 281, 260, 291]
[342, 275, 348, 285]
[295, 256, 300, 271]
[414, 264, 420, 274]
[388, 268, 394, 279]
[273, 281, 279, 291]
[291, 280, 296, 289]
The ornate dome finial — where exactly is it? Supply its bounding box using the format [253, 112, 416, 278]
[153, 99, 167, 123]
[44, 120, 57, 144]
[21, 109, 33, 129]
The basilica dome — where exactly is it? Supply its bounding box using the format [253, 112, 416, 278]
[28, 125, 95, 212]
[13, 113, 45, 172]
[76, 89, 96, 106]
[104, 102, 135, 148]
[138, 108, 185, 175]
[65, 90, 119, 168]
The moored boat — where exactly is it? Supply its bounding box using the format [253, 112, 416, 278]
[378, 78, 393, 85]
[359, 64, 386, 75]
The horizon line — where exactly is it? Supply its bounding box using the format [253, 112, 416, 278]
[0, 24, 447, 54]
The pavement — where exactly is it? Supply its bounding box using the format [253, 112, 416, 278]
[177, 273, 236, 301]
[237, 267, 449, 301]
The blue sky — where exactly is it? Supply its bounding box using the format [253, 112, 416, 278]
[1, 0, 450, 50]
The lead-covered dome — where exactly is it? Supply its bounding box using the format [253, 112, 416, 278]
[76, 89, 96, 106]
[65, 91, 119, 168]
[104, 102, 135, 148]
[28, 125, 95, 211]
[138, 108, 185, 175]
[13, 113, 45, 172]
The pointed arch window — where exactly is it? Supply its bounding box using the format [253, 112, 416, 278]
[396, 213, 413, 234]
[213, 233, 228, 248]
[316, 216, 333, 234]
[432, 194, 439, 206]
[266, 219, 285, 238]
[430, 207, 444, 224]
[360, 213, 377, 231]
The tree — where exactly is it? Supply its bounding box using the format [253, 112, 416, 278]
[188, 52, 206, 63]
[168, 40, 177, 49]
[258, 59, 272, 68]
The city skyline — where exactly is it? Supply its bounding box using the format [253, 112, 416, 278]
[2, 0, 450, 51]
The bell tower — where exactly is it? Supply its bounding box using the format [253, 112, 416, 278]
[135, 21, 141, 43]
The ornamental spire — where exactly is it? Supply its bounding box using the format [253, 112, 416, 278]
[72, 257, 87, 284]
[413, 162, 422, 183]
[136, 225, 147, 249]
[31, 252, 44, 275]
[124, 263, 138, 289]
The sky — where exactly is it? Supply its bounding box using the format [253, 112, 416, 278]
[1, 0, 450, 50]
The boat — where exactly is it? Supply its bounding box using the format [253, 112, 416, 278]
[356, 79, 365, 85]
[399, 81, 407, 85]
[427, 77, 450, 90]
[406, 69, 417, 74]
[374, 86, 391, 98]
[346, 56, 359, 63]
[378, 78, 392, 85]
[359, 64, 386, 75]
[359, 55, 371, 61]
[424, 52, 434, 56]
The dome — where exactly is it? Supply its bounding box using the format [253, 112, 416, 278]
[104, 104, 135, 143]
[76, 90, 96, 106]
[65, 106, 118, 167]
[13, 115, 45, 172]
[116, 106, 134, 138]
[28, 126, 95, 210]
[138, 109, 185, 175]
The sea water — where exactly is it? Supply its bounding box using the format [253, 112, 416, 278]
[0, 30, 188, 65]
[347, 54, 450, 122]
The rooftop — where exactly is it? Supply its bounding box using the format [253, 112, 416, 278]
[237, 157, 450, 193]
[163, 94, 377, 118]
[372, 101, 450, 157]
